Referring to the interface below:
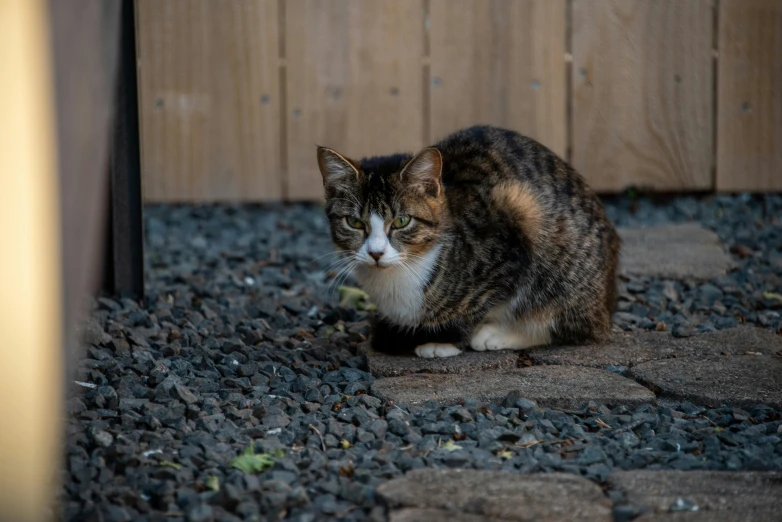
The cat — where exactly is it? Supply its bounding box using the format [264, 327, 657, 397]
[317, 125, 620, 358]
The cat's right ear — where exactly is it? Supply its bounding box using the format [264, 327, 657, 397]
[317, 146, 361, 195]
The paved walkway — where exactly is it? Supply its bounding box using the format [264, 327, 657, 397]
[378, 469, 782, 521]
[366, 224, 782, 521]
[367, 325, 782, 410]
[619, 224, 735, 280]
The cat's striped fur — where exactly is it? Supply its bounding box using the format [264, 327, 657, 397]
[317, 125, 620, 358]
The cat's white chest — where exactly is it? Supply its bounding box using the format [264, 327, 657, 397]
[354, 245, 441, 327]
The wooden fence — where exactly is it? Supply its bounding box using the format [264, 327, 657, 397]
[136, 0, 782, 202]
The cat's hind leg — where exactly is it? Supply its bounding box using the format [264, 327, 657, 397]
[470, 314, 553, 351]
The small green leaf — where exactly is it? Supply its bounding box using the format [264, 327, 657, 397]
[229, 445, 277, 474]
[158, 460, 182, 470]
[338, 286, 375, 311]
[499, 450, 513, 460]
[320, 326, 335, 338]
[441, 441, 462, 452]
[205, 475, 220, 492]
[713, 427, 725, 433]
[762, 292, 782, 302]
[339, 439, 352, 450]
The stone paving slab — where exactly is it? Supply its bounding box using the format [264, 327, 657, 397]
[618, 224, 734, 280]
[608, 470, 782, 520]
[371, 365, 655, 409]
[377, 469, 612, 521]
[629, 354, 782, 408]
[389, 508, 494, 522]
[360, 343, 518, 377]
[527, 326, 782, 370]
[633, 513, 770, 521]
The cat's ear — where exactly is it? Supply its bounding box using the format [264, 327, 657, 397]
[400, 147, 443, 198]
[317, 146, 361, 194]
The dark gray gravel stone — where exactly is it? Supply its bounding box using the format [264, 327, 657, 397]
[174, 382, 200, 404]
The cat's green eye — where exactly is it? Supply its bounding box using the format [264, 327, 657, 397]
[392, 215, 411, 229]
[345, 216, 365, 229]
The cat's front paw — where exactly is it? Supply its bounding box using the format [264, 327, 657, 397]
[470, 324, 523, 351]
[414, 343, 462, 358]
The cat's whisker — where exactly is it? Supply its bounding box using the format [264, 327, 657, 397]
[401, 253, 447, 285]
[323, 253, 353, 278]
[309, 249, 352, 264]
[332, 264, 358, 293]
[314, 256, 353, 273]
[400, 259, 427, 288]
[323, 255, 356, 273]
[327, 257, 360, 294]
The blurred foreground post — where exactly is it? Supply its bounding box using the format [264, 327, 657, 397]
[1, 0, 123, 518]
[0, 1, 63, 520]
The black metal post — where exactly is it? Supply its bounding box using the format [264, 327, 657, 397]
[105, 0, 144, 299]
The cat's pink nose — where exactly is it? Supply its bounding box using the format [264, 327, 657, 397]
[369, 251, 383, 261]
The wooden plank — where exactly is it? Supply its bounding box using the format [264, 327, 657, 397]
[136, 0, 281, 202]
[572, 0, 714, 192]
[49, 0, 120, 380]
[0, 1, 64, 519]
[285, 0, 425, 201]
[716, 0, 782, 192]
[429, 0, 566, 157]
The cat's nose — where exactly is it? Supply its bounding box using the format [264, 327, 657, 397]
[369, 251, 383, 261]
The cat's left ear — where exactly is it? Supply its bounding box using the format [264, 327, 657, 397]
[400, 147, 443, 198]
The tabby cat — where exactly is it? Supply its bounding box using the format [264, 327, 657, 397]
[317, 125, 620, 358]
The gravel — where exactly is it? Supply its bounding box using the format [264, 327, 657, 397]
[62, 195, 782, 521]
[605, 194, 782, 335]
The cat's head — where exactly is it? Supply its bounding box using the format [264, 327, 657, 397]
[316, 146, 447, 269]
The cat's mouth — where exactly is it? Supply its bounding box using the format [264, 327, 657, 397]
[360, 260, 393, 270]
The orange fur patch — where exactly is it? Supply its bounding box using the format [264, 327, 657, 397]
[491, 182, 544, 241]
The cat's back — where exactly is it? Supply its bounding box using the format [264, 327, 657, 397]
[436, 125, 576, 192]
[435, 125, 618, 270]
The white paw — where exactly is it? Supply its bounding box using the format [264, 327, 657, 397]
[414, 343, 462, 358]
[470, 324, 524, 351]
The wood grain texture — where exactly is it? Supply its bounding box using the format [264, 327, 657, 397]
[429, 0, 566, 157]
[716, 0, 782, 192]
[49, 0, 119, 376]
[285, 0, 425, 201]
[572, 0, 714, 192]
[136, 0, 281, 202]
